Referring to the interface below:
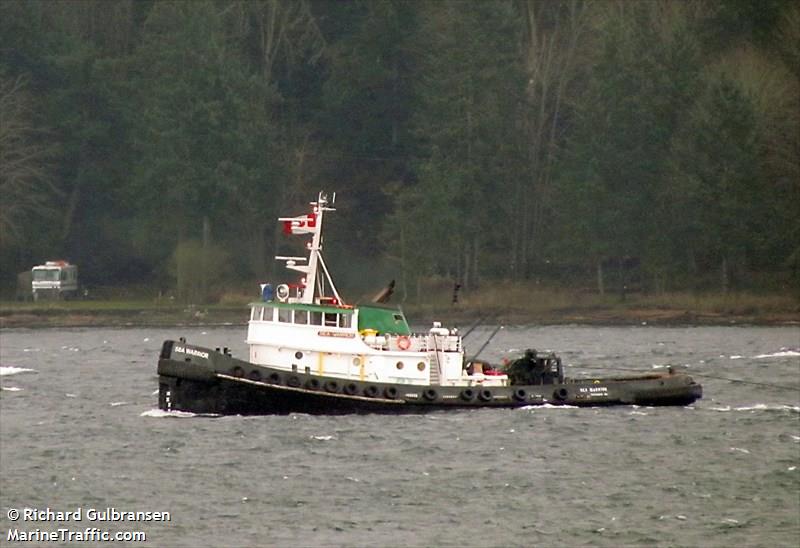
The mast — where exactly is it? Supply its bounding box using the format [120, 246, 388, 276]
[276, 192, 343, 305]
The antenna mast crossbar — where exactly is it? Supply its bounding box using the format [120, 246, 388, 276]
[276, 192, 343, 305]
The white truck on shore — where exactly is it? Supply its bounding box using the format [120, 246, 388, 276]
[31, 260, 79, 301]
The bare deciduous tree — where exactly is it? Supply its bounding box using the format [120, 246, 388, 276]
[516, 0, 588, 279]
[227, 0, 325, 83]
[0, 73, 59, 249]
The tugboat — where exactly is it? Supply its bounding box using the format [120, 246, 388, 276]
[157, 192, 702, 414]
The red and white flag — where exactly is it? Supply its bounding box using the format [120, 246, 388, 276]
[282, 213, 317, 235]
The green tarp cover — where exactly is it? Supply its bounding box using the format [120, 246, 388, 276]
[356, 305, 411, 335]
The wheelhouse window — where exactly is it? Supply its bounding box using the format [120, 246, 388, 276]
[310, 312, 322, 325]
[340, 314, 351, 328]
[294, 310, 308, 324]
[251, 306, 267, 321]
[278, 308, 292, 323]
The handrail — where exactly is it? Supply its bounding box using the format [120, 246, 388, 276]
[430, 334, 443, 383]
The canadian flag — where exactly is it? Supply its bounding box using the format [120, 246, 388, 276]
[282, 213, 317, 235]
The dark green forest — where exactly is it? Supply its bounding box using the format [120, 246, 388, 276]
[1, 0, 798, 302]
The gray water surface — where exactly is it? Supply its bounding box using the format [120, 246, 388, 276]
[1, 325, 798, 547]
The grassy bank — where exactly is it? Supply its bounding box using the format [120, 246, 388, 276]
[1, 285, 797, 329]
[0, 300, 246, 329]
[403, 284, 799, 326]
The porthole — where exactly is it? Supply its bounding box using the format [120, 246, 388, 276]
[417, 362, 426, 372]
[396, 361, 404, 370]
[353, 357, 361, 366]
[295, 351, 303, 360]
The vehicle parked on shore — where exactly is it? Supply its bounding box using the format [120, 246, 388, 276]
[31, 260, 79, 301]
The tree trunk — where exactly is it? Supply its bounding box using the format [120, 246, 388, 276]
[250, 222, 268, 280]
[721, 256, 729, 293]
[61, 183, 80, 243]
[597, 260, 605, 296]
[399, 224, 408, 303]
[472, 235, 479, 289]
[687, 248, 697, 290]
[201, 215, 211, 302]
[462, 242, 470, 291]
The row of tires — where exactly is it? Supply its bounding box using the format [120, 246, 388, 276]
[231, 366, 397, 399]
[230, 366, 570, 404]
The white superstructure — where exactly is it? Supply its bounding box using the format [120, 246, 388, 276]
[245, 193, 508, 388]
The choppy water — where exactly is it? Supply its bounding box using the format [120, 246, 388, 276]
[1, 325, 798, 547]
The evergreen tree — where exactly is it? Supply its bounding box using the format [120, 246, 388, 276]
[394, 0, 524, 292]
[0, 0, 796, 295]
[554, 2, 703, 293]
[671, 74, 762, 291]
[318, 0, 418, 258]
[127, 1, 279, 294]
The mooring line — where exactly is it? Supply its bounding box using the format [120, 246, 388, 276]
[461, 311, 500, 340]
[469, 324, 504, 362]
[572, 364, 798, 391]
[686, 372, 799, 391]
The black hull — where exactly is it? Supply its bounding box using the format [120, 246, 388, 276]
[157, 340, 702, 415]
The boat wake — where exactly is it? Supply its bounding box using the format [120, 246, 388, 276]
[140, 408, 207, 419]
[716, 349, 799, 360]
[753, 350, 800, 359]
[0, 366, 36, 376]
[1, 386, 23, 392]
[709, 404, 800, 413]
[520, 403, 579, 410]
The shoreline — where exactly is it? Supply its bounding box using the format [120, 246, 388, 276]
[1, 304, 797, 329]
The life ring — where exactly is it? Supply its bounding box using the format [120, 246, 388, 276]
[306, 378, 321, 390]
[384, 386, 399, 399]
[324, 380, 339, 393]
[397, 336, 411, 351]
[512, 388, 527, 402]
[248, 370, 262, 382]
[364, 385, 379, 398]
[554, 387, 569, 401]
[231, 366, 245, 378]
[287, 375, 301, 388]
[344, 383, 358, 395]
[423, 388, 438, 401]
[268, 372, 282, 385]
[460, 388, 476, 402]
[478, 389, 493, 402]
